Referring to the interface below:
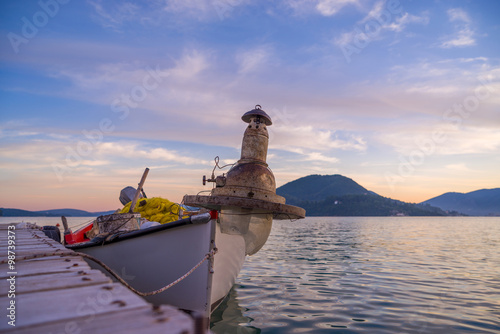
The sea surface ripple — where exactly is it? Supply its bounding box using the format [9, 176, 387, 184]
[211, 217, 500, 334]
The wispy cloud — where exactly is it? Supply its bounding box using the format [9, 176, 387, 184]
[358, 0, 429, 29]
[163, 0, 214, 19]
[334, 1, 429, 50]
[96, 141, 208, 165]
[304, 151, 339, 163]
[316, 0, 361, 16]
[387, 57, 497, 100]
[169, 50, 210, 79]
[88, 0, 142, 30]
[383, 12, 430, 32]
[448, 7, 471, 23]
[270, 125, 367, 154]
[284, 0, 361, 16]
[163, 0, 251, 20]
[378, 126, 500, 156]
[236, 45, 273, 74]
[440, 8, 476, 48]
[445, 163, 470, 172]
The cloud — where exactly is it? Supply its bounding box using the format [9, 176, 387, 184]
[316, 0, 360, 16]
[236, 45, 273, 74]
[163, 0, 251, 20]
[447, 8, 471, 23]
[304, 151, 339, 163]
[169, 50, 210, 79]
[440, 8, 475, 48]
[386, 57, 498, 101]
[284, 0, 361, 16]
[377, 125, 500, 156]
[445, 163, 470, 172]
[163, 0, 214, 18]
[384, 12, 430, 32]
[96, 142, 208, 165]
[270, 125, 367, 154]
[359, 1, 429, 29]
[88, 1, 142, 30]
[440, 27, 475, 48]
[334, 2, 429, 48]
[44, 48, 210, 114]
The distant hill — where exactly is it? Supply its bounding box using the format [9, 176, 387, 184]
[277, 174, 375, 205]
[277, 174, 458, 216]
[297, 194, 450, 216]
[0, 208, 116, 217]
[421, 188, 500, 216]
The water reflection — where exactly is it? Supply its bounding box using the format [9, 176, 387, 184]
[211, 286, 261, 334]
[211, 217, 500, 334]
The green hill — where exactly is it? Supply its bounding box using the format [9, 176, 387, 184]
[298, 194, 450, 216]
[277, 174, 374, 205]
[277, 175, 457, 216]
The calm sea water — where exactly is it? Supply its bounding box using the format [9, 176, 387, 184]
[211, 217, 500, 334]
[3, 216, 499, 333]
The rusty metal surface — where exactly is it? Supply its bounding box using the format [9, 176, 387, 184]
[211, 163, 284, 203]
[183, 195, 306, 220]
[189, 105, 305, 221]
[241, 106, 272, 125]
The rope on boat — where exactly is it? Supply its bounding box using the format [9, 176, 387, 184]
[2, 247, 218, 297]
[76, 248, 218, 296]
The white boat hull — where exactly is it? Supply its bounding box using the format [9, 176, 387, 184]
[69, 214, 246, 316]
[211, 223, 246, 308]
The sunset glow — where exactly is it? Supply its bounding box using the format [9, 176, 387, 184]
[1, 1, 499, 211]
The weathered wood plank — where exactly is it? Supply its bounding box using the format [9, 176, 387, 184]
[0, 283, 151, 330]
[0, 243, 64, 250]
[0, 249, 72, 262]
[0, 223, 196, 334]
[1, 304, 194, 334]
[1, 240, 66, 248]
[0, 270, 111, 295]
[3, 243, 67, 252]
[0, 226, 44, 233]
[0, 256, 91, 278]
[0, 238, 61, 246]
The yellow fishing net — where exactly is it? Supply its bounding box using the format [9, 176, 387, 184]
[120, 197, 188, 224]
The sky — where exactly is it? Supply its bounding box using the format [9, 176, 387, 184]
[0, 0, 499, 212]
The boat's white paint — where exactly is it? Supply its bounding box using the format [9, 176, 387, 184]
[78, 218, 248, 315]
[80, 219, 216, 317]
[211, 222, 246, 305]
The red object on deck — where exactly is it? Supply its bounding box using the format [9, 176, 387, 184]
[209, 210, 218, 220]
[64, 223, 93, 245]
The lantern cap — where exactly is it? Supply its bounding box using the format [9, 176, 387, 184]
[241, 105, 272, 126]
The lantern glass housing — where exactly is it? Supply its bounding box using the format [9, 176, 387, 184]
[220, 207, 273, 256]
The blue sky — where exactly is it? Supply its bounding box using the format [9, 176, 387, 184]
[1, 0, 499, 211]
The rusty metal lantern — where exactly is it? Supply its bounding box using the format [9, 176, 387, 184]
[183, 105, 305, 255]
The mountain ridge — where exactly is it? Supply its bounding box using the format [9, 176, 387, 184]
[2, 176, 498, 217]
[277, 174, 490, 216]
[277, 174, 376, 205]
[420, 188, 500, 216]
[0, 208, 115, 217]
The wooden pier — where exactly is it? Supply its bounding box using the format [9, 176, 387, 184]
[0, 223, 203, 333]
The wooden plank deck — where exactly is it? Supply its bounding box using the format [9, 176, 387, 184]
[0, 223, 202, 333]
